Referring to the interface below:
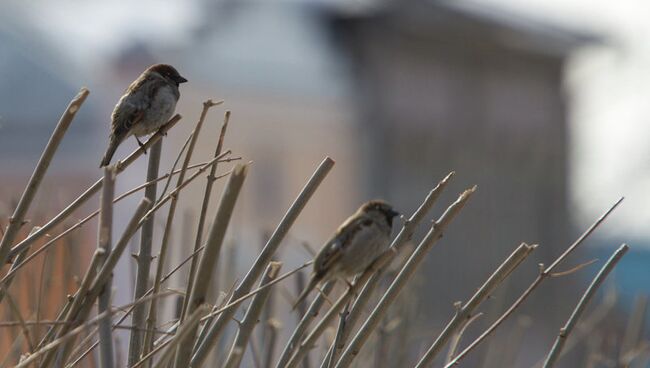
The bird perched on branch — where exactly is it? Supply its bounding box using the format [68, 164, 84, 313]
[100, 63, 187, 167]
[293, 200, 400, 309]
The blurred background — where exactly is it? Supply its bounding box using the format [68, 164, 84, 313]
[0, 0, 648, 366]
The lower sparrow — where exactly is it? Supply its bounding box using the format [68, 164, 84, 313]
[100, 64, 187, 167]
[293, 200, 400, 309]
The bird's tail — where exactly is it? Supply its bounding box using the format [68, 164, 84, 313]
[292, 274, 321, 311]
[100, 136, 120, 167]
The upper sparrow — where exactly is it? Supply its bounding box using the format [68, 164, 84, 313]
[293, 200, 400, 309]
[100, 64, 187, 167]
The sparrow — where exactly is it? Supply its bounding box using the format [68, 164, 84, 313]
[99, 64, 187, 167]
[293, 200, 400, 309]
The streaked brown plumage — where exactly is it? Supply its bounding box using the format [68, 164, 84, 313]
[100, 64, 187, 167]
[293, 200, 399, 309]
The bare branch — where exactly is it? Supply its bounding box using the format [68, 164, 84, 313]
[445, 312, 483, 365]
[173, 163, 249, 367]
[0, 226, 39, 305]
[7, 114, 182, 261]
[152, 306, 210, 368]
[275, 282, 335, 368]
[191, 157, 335, 367]
[414, 242, 537, 367]
[4, 291, 34, 352]
[442, 198, 624, 367]
[0, 165, 231, 286]
[97, 166, 116, 368]
[17, 292, 173, 368]
[542, 244, 629, 368]
[128, 138, 162, 366]
[39, 198, 151, 367]
[181, 109, 231, 322]
[223, 262, 282, 368]
[549, 258, 598, 278]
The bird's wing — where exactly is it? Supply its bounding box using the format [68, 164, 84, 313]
[314, 216, 373, 277]
[111, 81, 146, 139]
[110, 74, 166, 138]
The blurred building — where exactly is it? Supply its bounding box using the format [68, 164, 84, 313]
[326, 1, 597, 366]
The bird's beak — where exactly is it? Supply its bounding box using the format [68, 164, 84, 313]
[176, 75, 188, 84]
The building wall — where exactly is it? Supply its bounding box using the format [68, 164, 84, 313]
[333, 13, 575, 366]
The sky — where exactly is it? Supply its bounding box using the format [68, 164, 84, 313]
[6, 0, 650, 241]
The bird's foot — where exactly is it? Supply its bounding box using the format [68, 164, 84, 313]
[345, 279, 358, 299]
[136, 137, 147, 154]
[316, 286, 335, 307]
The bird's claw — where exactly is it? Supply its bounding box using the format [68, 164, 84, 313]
[136, 137, 147, 154]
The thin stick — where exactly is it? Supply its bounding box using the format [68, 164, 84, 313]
[414, 242, 537, 367]
[97, 167, 116, 368]
[173, 164, 249, 367]
[35, 235, 50, 349]
[40, 199, 151, 367]
[128, 138, 163, 367]
[4, 291, 34, 352]
[89, 198, 154, 306]
[264, 318, 281, 368]
[275, 282, 335, 368]
[119, 161, 233, 203]
[444, 312, 483, 365]
[0, 88, 89, 266]
[0, 165, 232, 286]
[17, 292, 173, 368]
[158, 132, 193, 202]
[201, 262, 313, 322]
[541, 244, 629, 368]
[442, 198, 624, 367]
[295, 272, 311, 368]
[1, 328, 24, 368]
[191, 157, 335, 367]
[64, 242, 208, 367]
[223, 262, 282, 368]
[132, 338, 173, 368]
[143, 99, 220, 358]
[138, 152, 230, 223]
[65, 206, 146, 366]
[530, 287, 616, 368]
[67, 262, 312, 368]
[32, 151, 225, 354]
[152, 306, 210, 368]
[42, 251, 106, 366]
[317, 173, 455, 367]
[325, 301, 351, 368]
[0, 320, 172, 328]
[7, 114, 182, 261]
[180, 110, 231, 324]
[0, 227, 38, 304]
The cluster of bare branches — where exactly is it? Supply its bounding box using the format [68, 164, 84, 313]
[0, 88, 641, 368]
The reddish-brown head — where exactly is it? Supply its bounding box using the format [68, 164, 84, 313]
[359, 200, 400, 226]
[147, 64, 188, 85]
